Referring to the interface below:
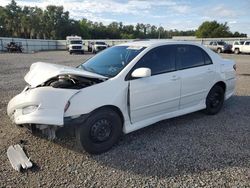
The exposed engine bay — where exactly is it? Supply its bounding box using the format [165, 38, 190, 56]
[42, 74, 104, 89]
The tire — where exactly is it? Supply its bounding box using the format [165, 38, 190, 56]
[76, 108, 122, 154]
[234, 48, 240, 54]
[81, 50, 84, 54]
[217, 48, 222, 53]
[69, 51, 72, 55]
[205, 85, 225, 115]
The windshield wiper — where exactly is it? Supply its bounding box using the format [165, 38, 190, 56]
[80, 65, 111, 78]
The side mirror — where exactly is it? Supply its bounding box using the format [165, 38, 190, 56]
[131, 68, 151, 78]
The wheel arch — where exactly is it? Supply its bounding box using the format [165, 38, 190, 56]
[212, 81, 226, 92]
[92, 105, 124, 126]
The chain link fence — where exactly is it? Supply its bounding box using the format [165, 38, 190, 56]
[0, 37, 249, 53]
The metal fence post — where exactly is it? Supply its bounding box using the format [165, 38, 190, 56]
[0, 38, 3, 52]
[26, 39, 28, 53]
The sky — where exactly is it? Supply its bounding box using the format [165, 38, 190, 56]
[1, 0, 250, 36]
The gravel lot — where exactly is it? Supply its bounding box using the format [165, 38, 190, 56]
[0, 51, 249, 187]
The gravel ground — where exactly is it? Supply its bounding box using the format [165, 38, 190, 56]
[0, 51, 249, 187]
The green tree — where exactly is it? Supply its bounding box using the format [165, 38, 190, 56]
[42, 5, 71, 39]
[0, 1, 247, 40]
[5, 0, 22, 37]
[196, 21, 232, 38]
[0, 6, 8, 36]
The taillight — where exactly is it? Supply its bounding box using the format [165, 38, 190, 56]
[64, 101, 70, 112]
[233, 64, 236, 71]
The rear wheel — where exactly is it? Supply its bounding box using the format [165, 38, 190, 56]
[217, 48, 222, 53]
[76, 108, 122, 154]
[205, 85, 225, 115]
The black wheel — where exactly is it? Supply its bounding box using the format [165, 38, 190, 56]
[234, 48, 240, 54]
[81, 50, 84, 54]
[217, 48, 222, 53]
[76, 108, 122, 154]
[205, 85, 225, 115]
[69, 51, 72, 55]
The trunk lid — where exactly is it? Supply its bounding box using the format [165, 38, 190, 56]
[24, 62, 107, 87]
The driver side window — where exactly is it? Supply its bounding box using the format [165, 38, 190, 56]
[132, 45, 176, 76]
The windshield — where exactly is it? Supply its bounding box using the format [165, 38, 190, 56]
[78, 46, 145, 77]
[217, 41, 226, 45]
[70, 40, 82, 44]
[96, 42, 106, 45]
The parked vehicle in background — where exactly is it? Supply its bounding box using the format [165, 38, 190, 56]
[66, 36, 84, 54]
[87, 41, 94, 52]
[232, 40, 250, 54]
[206, 41, 232, 53]
[6, 42, 23, 53]
[88, 41, 108, 54]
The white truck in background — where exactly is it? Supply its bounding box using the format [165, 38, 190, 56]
[88, 41, 109, 54]
[66, 36, 84, 54]
[232, 40, 250, 54]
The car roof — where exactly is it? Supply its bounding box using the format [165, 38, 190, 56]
[118, 40, 203, 48]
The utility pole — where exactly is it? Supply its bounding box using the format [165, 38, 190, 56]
[158, 23, 162, 39]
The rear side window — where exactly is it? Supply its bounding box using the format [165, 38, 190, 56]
[133, 45, 176, 75]
[176, 45, 205, 69]
[204, 51, 213, 65]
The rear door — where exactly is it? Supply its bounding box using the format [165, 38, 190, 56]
[128, 45, 181, 123]
[176, 45, 215, 109]
[212, 42, 218, 51]
[243, 41, 250, 53]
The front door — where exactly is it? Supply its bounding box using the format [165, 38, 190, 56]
[128, 45, 181, 123]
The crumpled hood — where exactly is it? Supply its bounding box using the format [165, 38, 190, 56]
[24, 62, 107, 87]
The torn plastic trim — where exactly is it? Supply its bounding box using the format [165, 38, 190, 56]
[16, 114, 89, 140]
[64, 114, 90, 126]
[7, 144, 33, 172]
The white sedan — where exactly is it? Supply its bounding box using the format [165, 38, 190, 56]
[7, 41, 236, 154]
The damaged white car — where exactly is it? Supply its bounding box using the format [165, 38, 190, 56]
[7, 41, 236, 154]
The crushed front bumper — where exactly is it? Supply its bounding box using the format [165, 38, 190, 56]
[7, 87, 79, 126]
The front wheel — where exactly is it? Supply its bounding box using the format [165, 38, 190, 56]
[234, 48, 240, 54]
[205, 85, 225, 115]
[76, 108, 122, 154]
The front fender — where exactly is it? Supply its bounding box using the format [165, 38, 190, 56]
[64, 79, 129, 122]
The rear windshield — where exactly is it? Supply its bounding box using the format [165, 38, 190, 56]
[217, 41, 226, 45]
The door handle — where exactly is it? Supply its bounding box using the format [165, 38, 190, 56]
[170, 75, 180, 81]
[207, 68, 213, 73]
